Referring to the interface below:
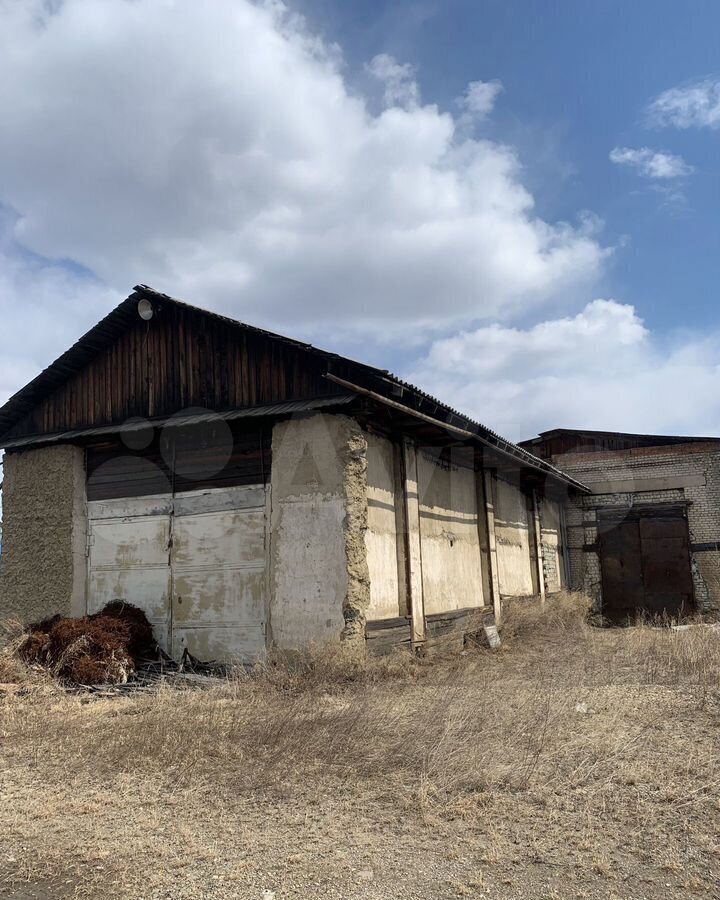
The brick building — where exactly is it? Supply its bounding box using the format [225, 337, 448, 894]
[521, 429, 720, 619]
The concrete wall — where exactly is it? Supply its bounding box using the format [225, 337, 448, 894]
[0, 417, 571, 651]
[365, 432, 404, 621]
[540, 497, 565, 594]
[0, 445, 86, 623]
[269, 413, 371, 649]
[492, 474, 536, 597]
[556, 442, 720, 612]
[416, 449, 485, 614]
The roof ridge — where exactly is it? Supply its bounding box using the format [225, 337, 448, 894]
[0, 284, 587, 491]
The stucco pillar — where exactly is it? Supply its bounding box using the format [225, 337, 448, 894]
[0, 444, 87, 624]
[268, 413, 371, 649]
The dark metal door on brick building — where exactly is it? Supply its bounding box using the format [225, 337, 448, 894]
[597, 506, 694, 620]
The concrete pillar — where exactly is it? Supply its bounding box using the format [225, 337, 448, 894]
[0, 444, 86, 624]
[268, 413, 371, 649]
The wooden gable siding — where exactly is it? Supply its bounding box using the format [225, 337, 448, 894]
[6, 304, 340, 440]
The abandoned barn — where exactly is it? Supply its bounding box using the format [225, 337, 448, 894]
[0, 286, 582, 661]
[522, 429, 720, 621]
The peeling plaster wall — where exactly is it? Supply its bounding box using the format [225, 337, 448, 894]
[540, 497, 564, 593]
[493, 474, 535, 597]
[556, 443, 720, 612]
[416, 449, 485, 614]
[0, 445, 86, 623]
[365, 432, 402, 621]
[269, 413, 370, 648]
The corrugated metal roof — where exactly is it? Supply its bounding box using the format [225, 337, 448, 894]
[365, 372, 588, 490]
[0, 395, 358, 451]
[0, 284, 587, 490]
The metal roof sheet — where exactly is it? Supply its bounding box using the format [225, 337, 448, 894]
[0, 395, 358, 451]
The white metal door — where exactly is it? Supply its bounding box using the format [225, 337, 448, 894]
[171, 485, 267, 662]
[87, 486, 268, 662]
[87, 495, 173, 651]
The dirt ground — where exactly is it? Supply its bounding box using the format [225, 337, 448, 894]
[1, 595, 719, 900]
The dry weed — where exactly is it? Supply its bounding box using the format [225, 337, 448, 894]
[1, 593, 719, 898]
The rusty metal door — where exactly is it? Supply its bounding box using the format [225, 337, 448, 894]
[637, 516, 694, 615]
[87, 485, 268, 662]
[597, 519, 643, 619]
[598, 508, 694, 620]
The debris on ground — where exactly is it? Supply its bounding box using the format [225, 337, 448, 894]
[18, 601, 159, 686]
[670, 622, 720, 634]
[483, 622, 502, 649]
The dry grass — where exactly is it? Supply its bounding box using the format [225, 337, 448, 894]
[1, 593, 720, 899]
[0, 620, 41, 684]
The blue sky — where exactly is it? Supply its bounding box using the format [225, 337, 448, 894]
[1, 0, 720, 440]
[300, 0, 720, 332]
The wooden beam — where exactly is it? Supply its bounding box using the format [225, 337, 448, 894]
[532, 489, 546, 607]
[483, 470, 502, 625]
[401, 438, 426, 647]
[475, 460, 493, 615]
[559, 504, 571, 589]
[324, 372, 588, 492]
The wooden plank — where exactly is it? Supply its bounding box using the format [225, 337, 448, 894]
[366, 615, 412, 632]
[483, 470, 502, 626]
[402, 438, 426, 646]
[5, 301, 345, 442]
[365, 614, 412, 655]
[475, 456, 493, 614]
[559, 504, 571, 588]
[392, 440, 410, 616]
[532, 489, 546, 606]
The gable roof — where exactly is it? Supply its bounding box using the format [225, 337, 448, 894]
[0, 285, 588, 491]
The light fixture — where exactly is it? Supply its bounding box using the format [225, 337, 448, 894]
[137, 298, 154, 321]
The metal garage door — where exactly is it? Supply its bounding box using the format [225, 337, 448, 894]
[598, 506, 694, 621]
[87, 485, 268, 662]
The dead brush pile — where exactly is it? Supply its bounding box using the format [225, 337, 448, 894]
[17, 601, 157, 685]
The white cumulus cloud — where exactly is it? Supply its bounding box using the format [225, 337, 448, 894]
[3, 0, 717, 444]
[609, 147, 693, 179]
[366, 53, 420, 108]
[0, 0, 606, 356]
[456, 79, 503, 125]
[408, 301, 720, 440]
[647, 79, 720, 129]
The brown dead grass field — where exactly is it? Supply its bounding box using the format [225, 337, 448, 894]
[1, 594, 720, 900]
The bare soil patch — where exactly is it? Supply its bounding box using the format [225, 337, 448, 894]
[1, 593, 719, 899]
